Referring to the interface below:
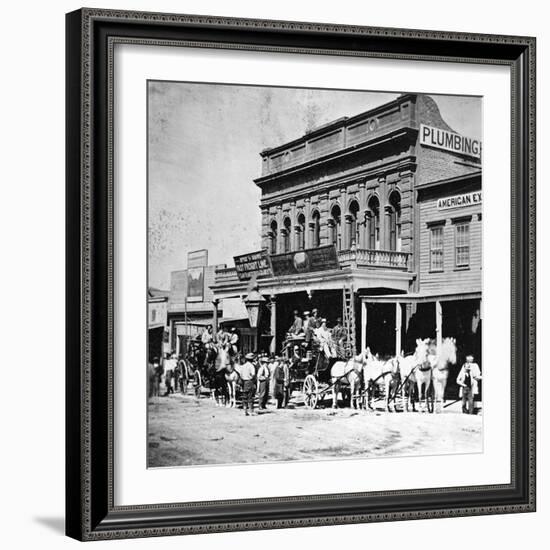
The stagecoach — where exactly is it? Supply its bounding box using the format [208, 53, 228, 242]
[282, 336, 355, 409]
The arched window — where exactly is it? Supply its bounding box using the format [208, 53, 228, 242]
[311, 210, 321, 248]
[329, 204, 342, 251]
[348, 200, 360, 248]
[283, 217, 291, 253]
[367, 196, 380, 250]
[269, 220, 278, 255]
[388, 191, 402, 251]
[296, 213, 306, 250]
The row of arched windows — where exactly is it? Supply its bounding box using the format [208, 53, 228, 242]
[269, 191, 401, 255]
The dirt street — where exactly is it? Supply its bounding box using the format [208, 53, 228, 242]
[148, 392, 482, 468]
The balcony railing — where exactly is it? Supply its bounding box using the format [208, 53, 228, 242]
[214, 249, 411, 285]
[338, 248, 411, 270]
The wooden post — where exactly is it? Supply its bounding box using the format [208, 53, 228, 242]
[435, 300, 442, 353]
[269, 295, 277, 355]
[361, 299, 367, 352]
[395, 302, 402, 356]
[212, 299, 219, 334]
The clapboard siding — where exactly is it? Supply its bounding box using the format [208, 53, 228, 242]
[418, 198, 482, 294]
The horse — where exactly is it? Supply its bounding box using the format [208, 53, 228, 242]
[330, 350, 367, 409]
[429, 337, 457, 413]
[362, 348, 394, 411]
[210, 343, 230, 406]
[395, 338, 431, 412]
[382, 356, 402, 412]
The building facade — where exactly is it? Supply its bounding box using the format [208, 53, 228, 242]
[210, 93, 482, 370]
[148, 287, 169, 362]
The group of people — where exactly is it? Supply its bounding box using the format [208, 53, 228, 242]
[199, 325, 240, 355]
[234, 352, 292, 416]
[149, 352, 203, 399]
[287, 308, 348, 359]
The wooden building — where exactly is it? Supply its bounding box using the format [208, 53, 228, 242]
[210, 93, 482, 365]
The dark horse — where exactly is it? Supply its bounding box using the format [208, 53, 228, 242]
[189, 341, 226, 402]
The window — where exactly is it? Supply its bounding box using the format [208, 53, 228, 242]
[269, 220, 277, 254]
[311, 210, 321, 248]
[367, 196, 380, 250]
[330, 205, 341, 250]
[455, 222, 470, 267]
[430, 226, 444, 271]
[283, 217, 291, 252]
[388, 191, 402, 251]
[348, 200, 360, 248]
[296, 213, 306, 250]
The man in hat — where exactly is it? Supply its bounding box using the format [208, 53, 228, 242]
[287, 310, 303, 336]
[216, 326, 228, 347]
[257, 356, 271, 410]
[271, 357, 285, 409]
[163, 352, 178, 396]
[229, 327, 240, 356]
[240, 353, 257, 416]
[201, 325, 214, 348]
[315, 319, 336, 359]
[332, 317, 347, 358]
[303, 311, 314, 346]
[456, 355, 482, 414]
[310, 308, 321, 329]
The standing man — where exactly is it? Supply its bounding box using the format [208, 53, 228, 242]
[282, 359, 291, 408]
[163, 352, 177, 396]
[257, 357, 271, 411]
[331, 317, 347, 359]
[272, 357, 285, 409]
[240, 353, 257, 416]
[303, 311, 314, 348]
[456, 355, 482, 414]
[287, 310, 303, 336]
[311, 308, 321, 329]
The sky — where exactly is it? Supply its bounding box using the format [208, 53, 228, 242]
[148, 82, 482, 289]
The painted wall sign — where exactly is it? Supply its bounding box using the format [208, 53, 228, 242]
[234, 249, 272, 281]
[420, 124, 482, 159]
[437, 191, 482, 210]
[187, 267, 204, 302]
[269, 245, 340, 277]
[187, 249, 208, 268]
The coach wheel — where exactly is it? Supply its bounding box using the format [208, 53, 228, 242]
[303, 375, 319, 409]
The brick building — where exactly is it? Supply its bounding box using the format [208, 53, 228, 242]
[210, 93, 482, 367]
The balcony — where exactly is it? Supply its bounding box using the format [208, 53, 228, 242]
[337, 248, 411, 270]
[214, 249, 411, 288]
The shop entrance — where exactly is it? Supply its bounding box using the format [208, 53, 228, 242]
[365, 303, 396, 357]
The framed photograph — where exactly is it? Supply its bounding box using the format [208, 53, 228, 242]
[66, 8, 536, 541]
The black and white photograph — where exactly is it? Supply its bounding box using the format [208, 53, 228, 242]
[147, 82, 483, 468]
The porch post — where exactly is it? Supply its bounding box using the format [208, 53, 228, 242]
[395, 302, 402, 356]
[435, 300, 443, 353]
[269, 295, 277, 355]
[361, 299, 367, 352]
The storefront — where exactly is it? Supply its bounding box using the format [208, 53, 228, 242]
[208, 93, 482, 365]
[147, 288, 168, 362]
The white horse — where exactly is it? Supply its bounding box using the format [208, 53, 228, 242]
[396, 338, 431, 412]
[429, 337, 457, 413]
[362, 348, 394, 411]
[330, 350, 367, 409]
